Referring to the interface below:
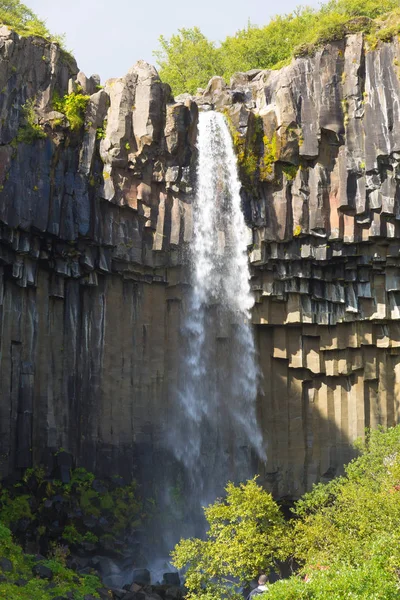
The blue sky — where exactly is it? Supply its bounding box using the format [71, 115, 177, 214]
[29, 0, 321, 82]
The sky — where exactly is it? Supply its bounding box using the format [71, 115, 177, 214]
[28, 0, 321, 83]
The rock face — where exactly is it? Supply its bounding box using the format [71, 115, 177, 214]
[1, 26, 400, 498]
[219, 33, 400, 495]
[0, 26, 197, 484]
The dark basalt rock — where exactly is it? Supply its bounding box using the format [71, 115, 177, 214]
[110, 589, 127, 599]
[0, 557, 12, 572]
[131, 568, 151, 586]
[32, 564, 54, 579]
[162, 573, 180, 586]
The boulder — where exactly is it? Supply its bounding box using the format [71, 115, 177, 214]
[162, 573, 180, 586]
[131, 568, 151, 586]
[32, 564, 53, 579]
[0, 557, 12, 572]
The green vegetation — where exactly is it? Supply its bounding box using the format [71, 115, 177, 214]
[281, 163, 299, 181]
[53, 92, 90, 131]
[172, 478, 287, 600]
[0, 465, 145, 556]
[154, 0, 400, 94]
[0, 0, 65, 46]
[224, 111, 276, 191]
[96, 125, 106, 140]
[153, 27, 222, 96]
[0, 522, 102, 600]
[260, 134, 278, 181]
[16, 99, 46, 143]
[172, 425, 400, 599]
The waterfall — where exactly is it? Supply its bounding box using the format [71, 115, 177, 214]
[169, 110, 266, 520]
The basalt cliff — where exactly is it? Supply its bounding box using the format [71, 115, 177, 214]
[1, 26, 400, 498]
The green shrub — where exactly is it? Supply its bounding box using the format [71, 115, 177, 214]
[172, 426, 400, 600]
[154, 1, 400, 95]
[16, 98, 46, 143]
[0, 522, 102, 600]
[153, 27, 223, 95]
[263, 555, 400, 599]
[0, 489, 32, 526]
[53, 92, 90, 131]
[0, 465, 145, 558]
[172, 478, 287, 600]
[96, 126, 106, 140]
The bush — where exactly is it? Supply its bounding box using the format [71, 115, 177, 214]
[0, 522, 102, 600]
[0, 465, 145, 557]
[16, 98, 46, 143]
[172, 426, 400, 600]
[154, 0, 400, 94]
[53, 92, 90, 130]
[263, 555, 400, 599]
[172, 478, 287, 600]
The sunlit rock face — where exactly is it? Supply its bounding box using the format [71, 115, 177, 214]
[1, 26, 400, 500]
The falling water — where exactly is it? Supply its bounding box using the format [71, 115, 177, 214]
[169, 111, 266, 520]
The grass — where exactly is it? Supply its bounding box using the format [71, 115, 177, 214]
[0, 0, 65, 47]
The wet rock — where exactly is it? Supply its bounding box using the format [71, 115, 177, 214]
[97, 589, 113, 599]
[0, 558, 12, 572]
[110, 589, 127, 599]
[131, 568, 151, 586]
[165, 586, 184, 600]
[162, 573, 180, 586]
[92, 479, 108, 494]
[32, 564, 53, 579]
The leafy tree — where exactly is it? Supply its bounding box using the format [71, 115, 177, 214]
[0, 0, 65, 45]
[154, 1, 400, 94]
[172, 426, 400, 599]
[52, 92, 90, 130]
[153, 27, 223, 95]
[171, 478, 287, 600]
[16, 98, 47, 143]
[219, 9, 317, 80]
[323, 0, 400, 19]
[265, 425, 400, 598]
[291, 426, 400, 566]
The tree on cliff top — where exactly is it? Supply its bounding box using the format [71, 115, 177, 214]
[153, 27, 223, 96]
[0, 0, 64, 45]
[154, 0, 400, 95]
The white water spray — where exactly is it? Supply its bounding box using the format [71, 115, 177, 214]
[172, 111, 266, 508]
